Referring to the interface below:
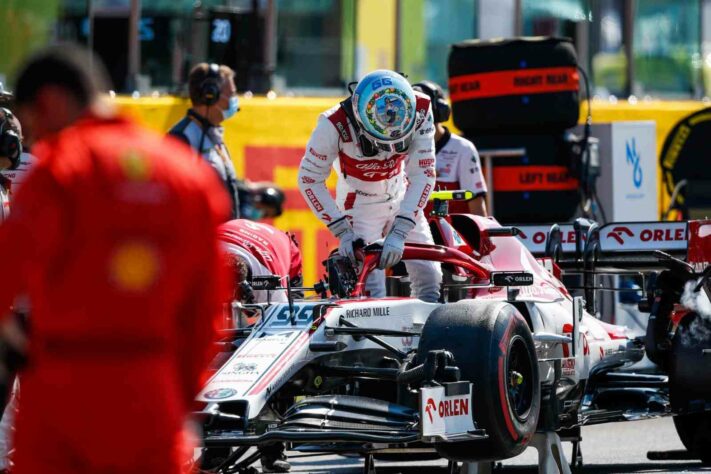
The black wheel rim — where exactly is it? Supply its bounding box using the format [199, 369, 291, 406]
[506, 335, 534, 422]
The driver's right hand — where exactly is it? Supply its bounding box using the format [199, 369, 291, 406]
[327, 217, 360, 265]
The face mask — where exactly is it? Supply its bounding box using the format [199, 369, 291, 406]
[244, 206, 263, 221]
[222, 96, 240, 120]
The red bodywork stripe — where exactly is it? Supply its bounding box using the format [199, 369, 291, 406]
[248, 333, 309, 395]
[597, 320, 628, 340]
[688, 220, 711, 267]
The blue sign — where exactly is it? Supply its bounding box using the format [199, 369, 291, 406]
[269, 304, 314, 327]
[626, 138, 643, 189]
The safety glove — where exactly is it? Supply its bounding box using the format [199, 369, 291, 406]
[379, 216, 416, 269]
[327, 217, 358, 265]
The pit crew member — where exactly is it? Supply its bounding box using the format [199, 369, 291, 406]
[220, 219, 302, 306]
[298, 70, 442, 302]
[169, 62, 241, 219]
[0, 107, 24, 474]
[240, 182, 286, 221]
[413, 80, 488, 216]
[217, 219, 302, 473]
[7, 44, 230, 474]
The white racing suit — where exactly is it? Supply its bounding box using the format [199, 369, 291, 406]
[298, 93, 442, 302]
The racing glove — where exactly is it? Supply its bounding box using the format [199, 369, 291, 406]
[379, 216, 416, 270]
[327, 217, 359, 264]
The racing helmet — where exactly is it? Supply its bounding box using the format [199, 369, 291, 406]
[352, 70, 417, 154]
[252, 185, 285, 217]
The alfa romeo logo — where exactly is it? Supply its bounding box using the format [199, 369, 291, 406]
[204, 388, 237, 400]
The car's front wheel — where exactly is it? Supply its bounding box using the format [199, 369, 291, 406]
[416, 300, 540, 462]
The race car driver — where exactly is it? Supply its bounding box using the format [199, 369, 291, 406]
[6, 44, 230, 474]
[298, 70, 442, 302]
[412, 80, 488, 216]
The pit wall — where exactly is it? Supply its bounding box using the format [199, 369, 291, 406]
[115, 96, 706, 284]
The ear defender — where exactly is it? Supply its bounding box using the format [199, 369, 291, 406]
[200, 63, 222, 107]
[413, 81, 451, 124]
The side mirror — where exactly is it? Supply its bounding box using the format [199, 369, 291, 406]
[572, 296, 584, 357]
[491, 272, 534, 287]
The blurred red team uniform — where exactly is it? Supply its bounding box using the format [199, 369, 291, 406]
[0, 115, 229, 474]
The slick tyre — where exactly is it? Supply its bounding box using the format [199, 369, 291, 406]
[416, 301, 540, 462]
[673, 415, 711, 465]
[670, 312, 711, 465]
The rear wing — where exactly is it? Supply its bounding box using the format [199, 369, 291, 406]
[514, 219, 710, 271]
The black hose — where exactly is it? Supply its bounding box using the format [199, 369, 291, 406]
[396, 363, 427, 384]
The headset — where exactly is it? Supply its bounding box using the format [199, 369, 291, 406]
[200, 63, 222, 107]
[0, 108, 21, 170]
[412, 80, 451, 124]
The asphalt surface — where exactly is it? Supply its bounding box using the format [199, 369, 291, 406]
[282, 418, 711, 473]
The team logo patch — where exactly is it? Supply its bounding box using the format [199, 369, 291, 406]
[606, 226, 634, 244]
[119, 150, 151, 182]
[309, 147, 328, 161]
[301, 176, 315, 184]
[204, 388, 238, 400]
[304, 188, 324, 212]
[109, 240, 160, 292]
[418, 184, 432, 208]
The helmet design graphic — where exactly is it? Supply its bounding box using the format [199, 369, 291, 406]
[352, 70, 417, 154]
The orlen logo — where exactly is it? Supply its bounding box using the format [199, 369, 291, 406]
[425, 398, 437, 423]
[519, 229, 581, 245]
[304, 188, 323, 212]
[425, 397, 470, 423]
[606, 226, 686, 244]
[418, 184, 432, 208]
[606, 226, 634, 244]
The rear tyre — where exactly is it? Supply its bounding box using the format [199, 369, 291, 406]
[673, 415, 711, 465]
[670, 312, 711, 465]
[416, 301, 540, 462]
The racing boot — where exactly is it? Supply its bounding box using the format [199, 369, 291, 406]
[260, 442, 291, 473]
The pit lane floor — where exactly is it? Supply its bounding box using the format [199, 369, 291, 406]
[283, 418, 711, 473]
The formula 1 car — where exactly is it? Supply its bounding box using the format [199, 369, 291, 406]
[193, 192, 711, 474]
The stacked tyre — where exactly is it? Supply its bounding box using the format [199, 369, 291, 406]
[448, 37, 581, 224]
